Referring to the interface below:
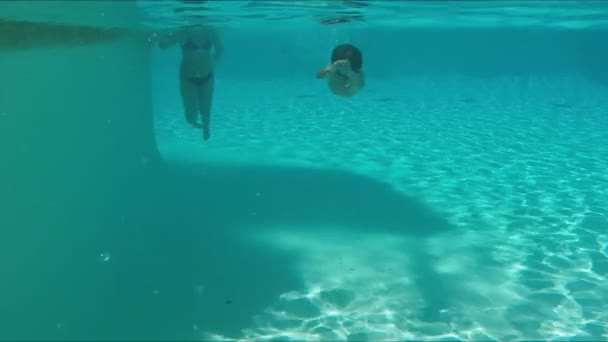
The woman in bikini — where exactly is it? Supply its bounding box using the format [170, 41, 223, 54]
[316, 43, 365, 97]
[157, 25, 223, 140]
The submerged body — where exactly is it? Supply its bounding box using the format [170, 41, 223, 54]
[317, 43, 365, 97]
[157, 25, 223, 140]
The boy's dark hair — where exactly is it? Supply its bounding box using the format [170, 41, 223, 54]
[331, 43, 363, 72]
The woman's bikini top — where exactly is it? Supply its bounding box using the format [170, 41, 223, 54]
[181, 35, 212, 51]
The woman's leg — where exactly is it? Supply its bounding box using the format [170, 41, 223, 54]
[197, 75, 215, 140]
[179, 77, 202, 128]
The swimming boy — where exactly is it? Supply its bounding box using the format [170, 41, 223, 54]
[316, 43, 365, 97]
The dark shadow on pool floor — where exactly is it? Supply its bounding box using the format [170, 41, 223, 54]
[168, 161, 453, 237]
[80, 161, 499, 340]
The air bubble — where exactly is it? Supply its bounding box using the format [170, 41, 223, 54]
[99, 252, 111, 263]
[194, 284, 205, 296]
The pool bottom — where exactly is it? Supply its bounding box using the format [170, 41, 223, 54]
[154, 74, 608, 341]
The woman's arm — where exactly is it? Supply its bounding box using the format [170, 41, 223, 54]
[210, 28, 224, 62]
[157, 29, 180, 50]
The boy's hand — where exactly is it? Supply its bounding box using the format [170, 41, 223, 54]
[333, 59, 351, 73]
[316, 65, 332, 79]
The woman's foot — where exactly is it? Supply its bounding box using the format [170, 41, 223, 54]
[187, 119, 203, 128]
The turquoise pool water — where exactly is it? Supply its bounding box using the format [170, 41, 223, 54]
[2, 1, 607, 341]
[151, 75, 608, 341]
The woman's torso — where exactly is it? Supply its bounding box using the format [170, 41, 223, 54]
[178, 27, 215, 78]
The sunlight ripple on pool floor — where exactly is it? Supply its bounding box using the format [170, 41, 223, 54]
[155, 75, 608, 341]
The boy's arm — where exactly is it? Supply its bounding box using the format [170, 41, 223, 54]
[316, 64, 333, 79]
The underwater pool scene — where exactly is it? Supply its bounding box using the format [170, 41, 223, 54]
[1, 1, 607, 341]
